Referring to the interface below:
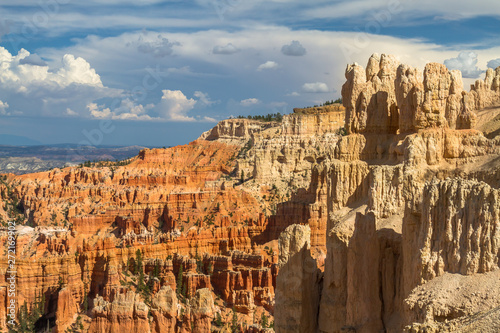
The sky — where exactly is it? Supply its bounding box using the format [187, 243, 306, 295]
[0, 0, 499, 147]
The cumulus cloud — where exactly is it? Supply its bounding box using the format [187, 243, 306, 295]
[194, 91, 216, 105]
[301, 82, 329, 93]
[0, 100, 9, 115]
[57, 54, 104, 87]
[88, 99, 154, 120]
[213, 43, 240, 55]
[0, 47, 119, 118]
[487, 58, 500, 69]
[240, 98, 260, 106]
[0, 48, 104, 88]
[444, 52, 484, 79]
[281, 40, 306, 56]
[135, 34, 179, 57]
[158, 90, 197, 121]
[85, 91, 215, 122]
[257, 61, 279, 71]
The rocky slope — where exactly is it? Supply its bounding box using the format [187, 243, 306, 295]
[1, 53, 500, 332]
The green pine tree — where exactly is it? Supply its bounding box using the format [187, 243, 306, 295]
[231, 308, 239, 332]
[176, 264, 184, 296]
[261, 313, 268, 328]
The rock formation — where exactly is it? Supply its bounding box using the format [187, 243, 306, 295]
[274, 224, 321, 333]
[1, 53, 500, 332]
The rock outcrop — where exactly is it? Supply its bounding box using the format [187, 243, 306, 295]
[274, 224, 321, 333]
[89, 291, 150, 333]
[343, 53, 500, 134]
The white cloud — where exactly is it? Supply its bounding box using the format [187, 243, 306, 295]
[87, 99, 155, 120]
[444, 52, 484, 78]
[281, 40, 307, 56]
[240, 98, 261, 106]
[66, 108, 78, 116]
[56, 54, 104, 87]
[257, 61, 279, 71]
[301, 82, 329, 93]
[201, 116, 217, 122]
[0, 47, 119, 118]
[287, 92, 300, 97]
[0, 100, 9, 115]
[194, 91, 216, 105]
[213, 43, 240, 55]
[158, 90, 197, 121]
[488, 58, 500, 69]
[0, 48, 103, 88]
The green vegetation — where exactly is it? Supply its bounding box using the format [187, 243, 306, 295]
[58, 277, 65, 290]
[323, 98, 342, 105]
[203, 214, 215, 226]
[10, 292, 45, 333]
[83, 282, 89, 313]
[304, 98, 343, 109]
[1, 177, 24, 225]
[237, 139, 253, 159]
[134, 250, 150, 297]
[261, 313, 269, 328]
[235, 112, 283, 122]
[176, 264, 186, 298]
[231, 308, 239, 332]
[214, 312, 223, 327]
[337, 127, 347, 136]
[65, 315, 84, 332]
[78, 158, 132, 168]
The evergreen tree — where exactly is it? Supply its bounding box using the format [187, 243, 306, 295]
[215, 312, 223, 326]
[261, 313, 268, 328]
[135, 249, 143, 275]
[83, 282, 89, 312]
[231, 308, 239, 332]
[176, 264, 184, 296]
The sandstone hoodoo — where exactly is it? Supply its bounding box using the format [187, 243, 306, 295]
[1, 54, 500, 332]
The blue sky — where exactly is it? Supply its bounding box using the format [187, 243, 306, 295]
[0, 0, 499, 146]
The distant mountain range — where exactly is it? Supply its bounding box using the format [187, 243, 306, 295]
[0, 134, 42, 146]
[0, 143, 152, 174]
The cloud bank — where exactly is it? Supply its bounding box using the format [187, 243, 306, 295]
[444, 52, 484, 78]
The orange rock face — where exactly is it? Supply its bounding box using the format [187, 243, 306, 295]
[0, 138, 283, 332]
